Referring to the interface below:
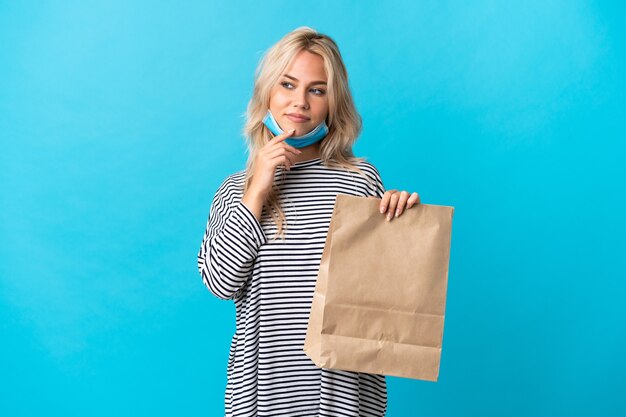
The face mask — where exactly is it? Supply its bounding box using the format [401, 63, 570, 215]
[262, 109, 329, 149]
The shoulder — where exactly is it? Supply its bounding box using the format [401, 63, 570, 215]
[352, 158, 383, 184]
[349, 157, 385, 198]
[358, 159, 382, 177]
[212, 169, 247, 202]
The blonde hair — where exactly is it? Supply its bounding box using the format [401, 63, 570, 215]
[241, 26, 374, 241]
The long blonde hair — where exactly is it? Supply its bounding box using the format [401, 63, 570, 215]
[241, 26, 374, 241]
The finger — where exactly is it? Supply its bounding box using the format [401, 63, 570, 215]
[386, 192, 400, 221]
[266, 143, 302, 160]
[270, 128, 297, 142]
[407, 192, 420, 208]
[270, 154, 296, 171]
[379, 189, 398, 213]
[274, 142, 301, 159]
[267, 130, 302, 156]
[395, 191, 410, 218]
[260, 128, 296, 156]
[282, 142, 302, 156]
[268, 148, 297, 170]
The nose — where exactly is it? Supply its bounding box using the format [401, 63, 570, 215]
[292, 86, 309, 110]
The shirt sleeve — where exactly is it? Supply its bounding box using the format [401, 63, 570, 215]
[197, 175, 267, 300]
[366, 163, 386, 199]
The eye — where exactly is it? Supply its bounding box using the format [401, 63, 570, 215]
[280, 81, 326, 96]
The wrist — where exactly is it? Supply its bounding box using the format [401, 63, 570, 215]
[245, 186, 265, 202]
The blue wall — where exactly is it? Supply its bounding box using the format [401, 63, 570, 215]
[1, 1, 624, 416]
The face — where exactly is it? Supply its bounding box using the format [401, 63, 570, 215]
[269, 49, 329, 137]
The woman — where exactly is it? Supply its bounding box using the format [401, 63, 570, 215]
[197, 26, 420, 417]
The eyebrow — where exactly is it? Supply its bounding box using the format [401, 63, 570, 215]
[283, 73, 327, 85]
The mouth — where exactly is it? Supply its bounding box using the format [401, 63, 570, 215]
[285, 113, 310, 123]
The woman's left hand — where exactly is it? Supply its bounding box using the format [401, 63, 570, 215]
[379, 190, 420, 222]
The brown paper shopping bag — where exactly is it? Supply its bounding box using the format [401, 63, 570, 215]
[303, 194, 454, 381]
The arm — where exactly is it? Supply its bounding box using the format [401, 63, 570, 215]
[197, 176, 267, 300]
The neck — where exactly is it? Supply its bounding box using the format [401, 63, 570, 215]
[293, 142, 321, 163]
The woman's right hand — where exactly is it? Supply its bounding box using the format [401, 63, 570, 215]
[248, 128, 302, 200]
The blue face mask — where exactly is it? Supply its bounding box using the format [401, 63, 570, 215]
[262, 109, 329, 149]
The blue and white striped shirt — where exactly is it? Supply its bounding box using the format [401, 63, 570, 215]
[197, 157, 387, 417]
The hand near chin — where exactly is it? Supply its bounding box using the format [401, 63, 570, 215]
[248, 129, 302, 199]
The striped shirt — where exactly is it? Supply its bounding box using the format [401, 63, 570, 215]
[197, 157, 388, 417]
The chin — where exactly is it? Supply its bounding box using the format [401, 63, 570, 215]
[290, 124, 313, 136]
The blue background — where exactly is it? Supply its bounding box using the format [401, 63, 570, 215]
[1, 1, 624, 416]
